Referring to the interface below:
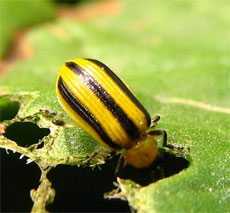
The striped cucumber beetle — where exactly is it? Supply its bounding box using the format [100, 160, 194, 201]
[56, 58, 168, 169]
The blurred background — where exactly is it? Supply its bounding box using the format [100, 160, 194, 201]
[0, 0, 229, 212]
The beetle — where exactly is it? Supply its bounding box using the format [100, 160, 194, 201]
[56, 58, 168, 169]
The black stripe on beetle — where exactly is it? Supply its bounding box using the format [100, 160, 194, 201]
[65, 61, 140, 142]
[57, 77, 120, 149]
[85, 58, 151, 127]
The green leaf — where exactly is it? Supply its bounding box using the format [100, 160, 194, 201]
[0, 0, 229, 212]
[0, 0, 55, 58]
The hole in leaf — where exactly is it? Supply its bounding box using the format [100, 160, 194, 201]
[1, 149, 40, 212]
[0, 97, 20, 121]
[118, 149, 190, 186]
[4, 122, 50, 147]
[48, 156, 130, 212]
[47, 148, 189, 212]
[36, 141, 44, 149]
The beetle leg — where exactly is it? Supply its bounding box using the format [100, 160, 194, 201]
[150, 115, 161, 128]
[113, 148, 127, 175]
[148, 129, 168, 147]
[114, 154, 124, 175]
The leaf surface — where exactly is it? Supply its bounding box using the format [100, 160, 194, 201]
[0, 0, 229, 212]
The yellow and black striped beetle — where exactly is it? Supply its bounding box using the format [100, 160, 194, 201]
[56, 58, 168, 169]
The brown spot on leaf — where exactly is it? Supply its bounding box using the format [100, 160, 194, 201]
[0, 30, 33, 73]
[14, 31, 33, 60]
[58, 0, 122, 21]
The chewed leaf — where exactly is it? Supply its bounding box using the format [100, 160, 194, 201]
[1, 0, 230, 212]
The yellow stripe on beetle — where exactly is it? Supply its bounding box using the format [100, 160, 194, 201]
[75, 58, 149, 131]
[61, 69, 129, 146]
[56, 58, 168, 169]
